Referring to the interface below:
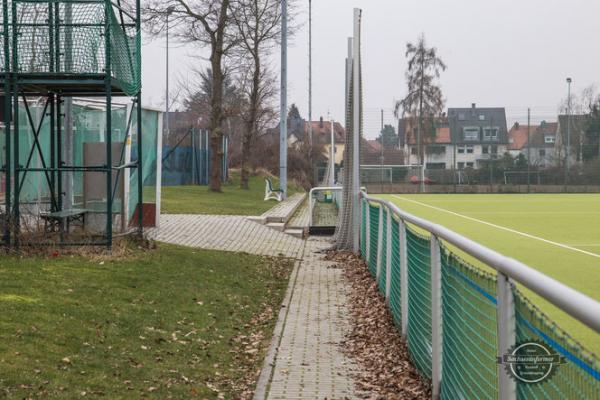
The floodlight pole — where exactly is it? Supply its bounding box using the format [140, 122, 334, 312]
[279, 0, 288, 197]
[351, 8, 361, 252]
[308, 0, 313, 176]
[165, 7, 174, 143]
[527, 108, 531, 193]
[565, 77, 572, 188]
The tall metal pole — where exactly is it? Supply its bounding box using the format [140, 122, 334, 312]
[527, 108, 531, 193]
[279, 0, 288, 197]
[351, 8, 361, 252]
[308, 0, 313, 165]
[165, 9, 171, 144]
[566, 77, 572, 187]
[380, 109, 384, 193]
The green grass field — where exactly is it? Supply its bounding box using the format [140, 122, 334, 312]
[159, 171, 303, 215]
[380, 193, 600, 356]
[0, 244, 292, 399]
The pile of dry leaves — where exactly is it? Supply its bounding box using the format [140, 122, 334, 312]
[326, 251, 431, 400]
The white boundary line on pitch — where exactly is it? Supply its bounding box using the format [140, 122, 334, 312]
[392, 195, 600, 260]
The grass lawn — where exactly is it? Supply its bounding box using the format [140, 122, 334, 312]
[159, 171, 303, 215]
[0, 243, 293, 399]
[381, 193, 600, 356]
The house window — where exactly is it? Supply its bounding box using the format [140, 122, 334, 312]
[545, 135, 555, 144]
[483, 127, 499, 141]
[426, 162, 446, 170]
[479, 114, 485, 121]
[466, 162, 474, 168]
[463, 127, 480, 141]
[458, 113, 466, 121]
[458, 146, 465, 154]
[458, 162, 465, 169]
[426, 146, 446, 155]
[482, 146, 489, 154]
[491, 145, 498, 154]
[539, 149, 546, 157]
[466, 146, 474, 154]
[411, 147, 417, 155]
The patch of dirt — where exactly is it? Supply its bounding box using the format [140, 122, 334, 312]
[326, 251, 431, 400]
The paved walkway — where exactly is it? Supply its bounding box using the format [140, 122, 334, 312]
[148, 214, 305, 259]
[256, 238, 357, 400]
[148, 215, 357, 399]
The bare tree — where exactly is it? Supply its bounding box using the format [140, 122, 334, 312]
[394, 34, 446, 166]
[230, 0, 284, 189]
[143, 0, 238, 192]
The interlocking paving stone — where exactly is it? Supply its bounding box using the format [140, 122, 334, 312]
[263, 239, 358, 400]
[262, 193, 306, 222]
[147, 214, 305, 259]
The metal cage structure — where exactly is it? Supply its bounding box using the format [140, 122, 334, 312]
[0, 0, 143, 248]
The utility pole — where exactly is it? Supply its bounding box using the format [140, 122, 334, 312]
[380, 109, 384, 193]
[565, 77, 572, 189]
[280, 0, 288, 197]
[308, 0, 313, 170]
[527, 108, 531, 193]
[165, 7, 174, 143]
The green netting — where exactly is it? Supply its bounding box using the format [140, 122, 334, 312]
[406, 226, 432, 379]
[128, 107, 158, 223]
[360, 199, 367, 256]
[389, 216, 402, 329]
[368, 203, 379, 276]
[378, 208, 387, 294]
[514, 290, 600, 399]
[440, 247, 499, 400]
[3, 1, 141, 96]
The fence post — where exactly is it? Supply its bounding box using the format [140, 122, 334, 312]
[497, 272, 517, 400]
[399, 219, 408, 337]
[385, 206, 392, 301]
[431, 235, 443, 400]
[365, 200, 371, 261]
[376, 205, 383, 279]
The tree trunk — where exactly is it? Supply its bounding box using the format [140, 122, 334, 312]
[209, 53, 224, 192]
[241, 54, 261, 190]
[207, 1, 231, 192]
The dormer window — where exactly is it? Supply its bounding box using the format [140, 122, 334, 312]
[479, 114, 485, 121]
[463, 127, 480, 141]
[545, 135, 555, 144]
[483, 127, 499, 141]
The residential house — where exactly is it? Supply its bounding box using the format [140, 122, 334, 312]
[404, 124, 453, 169]
[305, 118, 346, 165]
[448, 104, 509, 169]
[507, 122, 532, 159]
[529, 121, 558, 167]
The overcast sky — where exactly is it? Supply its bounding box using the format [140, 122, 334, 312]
[141, 0, 600, 139]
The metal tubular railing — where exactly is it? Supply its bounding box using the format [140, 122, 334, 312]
[360, 192, 600, 400]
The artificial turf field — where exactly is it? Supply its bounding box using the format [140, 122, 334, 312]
[379, 193, 600, 356]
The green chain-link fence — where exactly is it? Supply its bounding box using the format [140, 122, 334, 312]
[378, 208, 387, 295]
[360, 198, 600, 398]
[367, 203, 379, 276]
[389, 215, 402, 329]
[514, 290, 600, 399]
[406, 226, 432, 379]
[441, 247, 499, 399]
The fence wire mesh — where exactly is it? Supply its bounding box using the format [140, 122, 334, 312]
[360, 198, 600, 399]
[378, 208, 387, 294]
[389, 216, 402, 329]
[367, 203, 379, 276]
[3, 1, 141, 96]
[440, 247, 499, 400]
[406, 225, 432, 379]
[514, 289, 600, 399]
[360, 199, 367, 256]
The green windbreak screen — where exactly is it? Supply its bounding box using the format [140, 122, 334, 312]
[514, 290, 600, 399]
[128, 107, 158, 223]
[360, 199, 367, 256]
[440, 247, 498, 400]
[406, 226, 432, 379]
